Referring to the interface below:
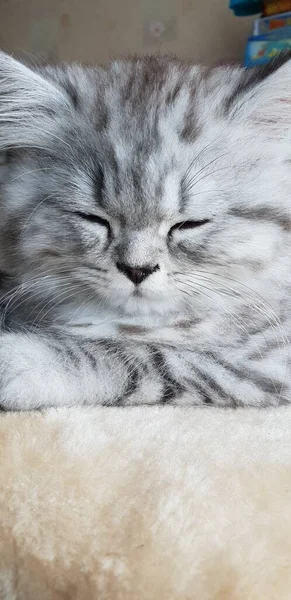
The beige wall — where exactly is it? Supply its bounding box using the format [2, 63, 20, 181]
[0, 0, 252, 66]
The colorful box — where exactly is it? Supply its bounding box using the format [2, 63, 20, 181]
[244, 35, 291, 66]
[253, 10, 291, 34]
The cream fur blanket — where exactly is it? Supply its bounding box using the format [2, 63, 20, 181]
[0, 406, 291, 599]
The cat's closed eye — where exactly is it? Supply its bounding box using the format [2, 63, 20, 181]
[169, 219, 210, 235]
[75, 212, 111, 231]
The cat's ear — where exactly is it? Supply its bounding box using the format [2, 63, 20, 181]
[225, 51, 291, 139]
[0, 51, 71, 151]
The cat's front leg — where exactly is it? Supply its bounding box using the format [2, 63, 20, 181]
[0, 331, 129, 411]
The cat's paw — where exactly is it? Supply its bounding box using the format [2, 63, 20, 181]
[0, 331, 77, 410]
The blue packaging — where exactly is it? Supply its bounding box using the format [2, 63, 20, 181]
[253, 11, 291, 35]
[244, 35, 291, 67]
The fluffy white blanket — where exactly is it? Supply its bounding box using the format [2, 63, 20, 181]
[0, 406, 291, 599]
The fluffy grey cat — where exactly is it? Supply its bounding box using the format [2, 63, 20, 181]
[0, 50, 290, 410]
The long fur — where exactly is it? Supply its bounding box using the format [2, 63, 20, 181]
[0, 51, 291, 410]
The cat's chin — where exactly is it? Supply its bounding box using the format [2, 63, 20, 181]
[95, 285, 178, 318]
[119, 292, 179, 319]
[56, 291, 183, 334]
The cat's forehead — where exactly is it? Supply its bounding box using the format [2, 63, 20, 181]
[87, 63, 200, 205]
[80, 58, 238, 181]
[92, 143, 183, 225]
[99, 59, 202, 146]
[50, 58, 244, 221]
[76, 57, 241, 143]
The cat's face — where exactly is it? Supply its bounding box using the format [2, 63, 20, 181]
[1, 53, 291, 320]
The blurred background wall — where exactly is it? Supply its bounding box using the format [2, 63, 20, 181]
[0, 0, 252, 65]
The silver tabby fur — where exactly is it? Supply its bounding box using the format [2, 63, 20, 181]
[0, 50, 290, 410]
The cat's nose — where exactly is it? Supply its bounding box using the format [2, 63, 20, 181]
[116, 262, 159, 285]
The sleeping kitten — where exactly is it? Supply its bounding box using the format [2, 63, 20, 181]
[0, 50, 290, 410]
